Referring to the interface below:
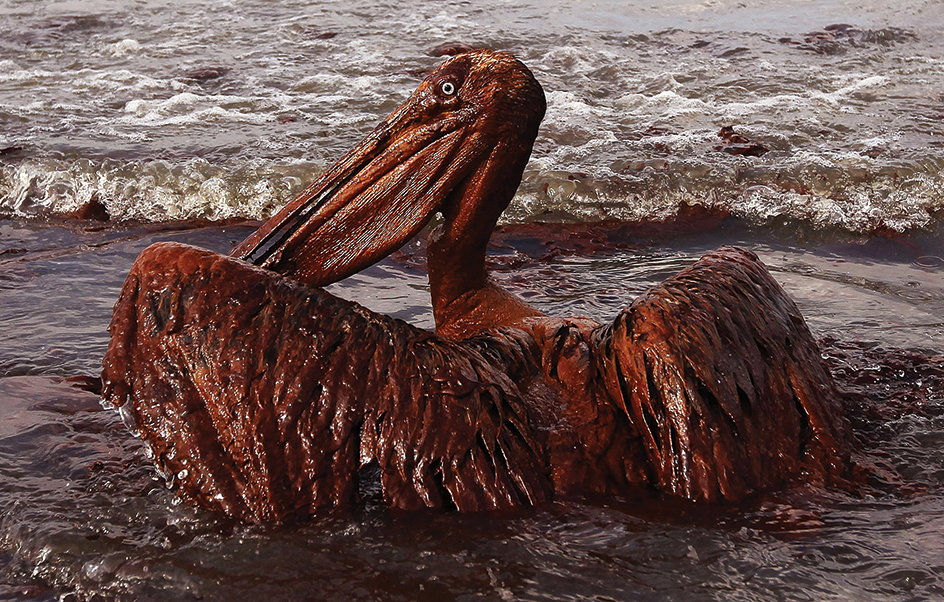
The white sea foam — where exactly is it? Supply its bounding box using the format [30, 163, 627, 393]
[616, 90, 711, 117]
[0, 157, 323, 222]
[0, 0, 941, 234]
[88, 69, 169, 93]
[3, 140, 942, 233]
[121, 93, 273, 126]
[0, 68, 60, 83]
[831, 75, 891, 96]
[105, 39, 142, 57]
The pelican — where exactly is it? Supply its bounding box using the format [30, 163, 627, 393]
[102, 50, 856, 522]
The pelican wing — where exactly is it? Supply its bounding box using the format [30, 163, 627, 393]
[102, 242, 550, 522]
[592, 247, 855, 501]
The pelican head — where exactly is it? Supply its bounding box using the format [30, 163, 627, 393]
[232, 50, 546, 314]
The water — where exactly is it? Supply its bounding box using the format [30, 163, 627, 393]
[1, 219, 943, 601]
[2, 0, 943, 229]
[1, 0, 943, 600]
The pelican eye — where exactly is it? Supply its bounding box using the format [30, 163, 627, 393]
[440, 81, 457, 96]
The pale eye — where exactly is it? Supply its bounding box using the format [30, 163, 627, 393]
[440, 81, 456, 96]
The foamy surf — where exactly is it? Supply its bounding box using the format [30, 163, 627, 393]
[1, 1, 943, 234]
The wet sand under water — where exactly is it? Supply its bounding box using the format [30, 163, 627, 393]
[0, 215, 943, 601]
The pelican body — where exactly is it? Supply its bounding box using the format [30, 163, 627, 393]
[102, 51, 856, 522]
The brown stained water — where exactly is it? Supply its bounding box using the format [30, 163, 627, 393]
[0, 217, 942, 601]
[1, 0, 944, 599]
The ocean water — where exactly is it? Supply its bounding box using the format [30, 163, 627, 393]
[1, 0, 943, 230]
[1, 0, 943, 600]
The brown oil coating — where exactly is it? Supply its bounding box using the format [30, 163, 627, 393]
[102, 50, 857, 521]
[102, 243, 854, 522]
[103, 242, 551, 521]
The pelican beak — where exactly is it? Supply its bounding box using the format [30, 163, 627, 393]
[230, 55, 497, 288]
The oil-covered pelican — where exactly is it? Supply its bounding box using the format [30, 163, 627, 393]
[102, 50, 856, 522]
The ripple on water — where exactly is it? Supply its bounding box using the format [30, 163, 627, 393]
[0, 232, 943, 600]
[2, 1, 944, 233]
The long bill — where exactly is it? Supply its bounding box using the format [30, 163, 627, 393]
[231, 104, 488, 289]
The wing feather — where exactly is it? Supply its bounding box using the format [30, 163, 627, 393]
[102, 242, 550, 522]
[593, 247, 855, 501]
